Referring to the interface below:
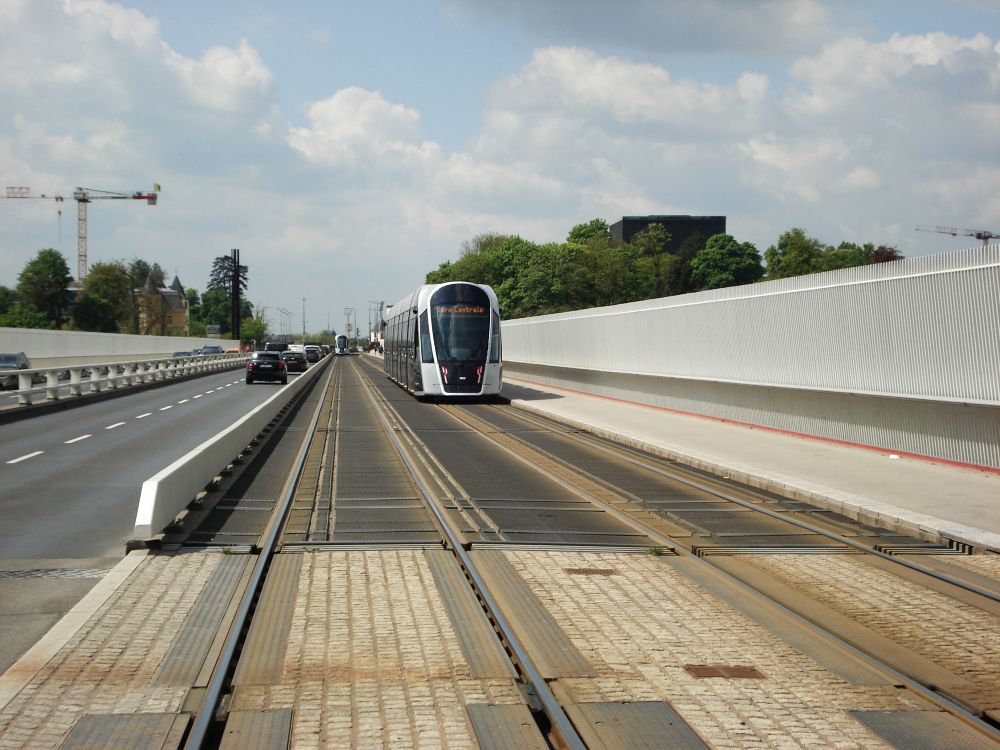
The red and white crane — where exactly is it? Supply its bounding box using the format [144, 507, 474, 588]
[915, 225, 997, 247]
[3, 185, 159, 287]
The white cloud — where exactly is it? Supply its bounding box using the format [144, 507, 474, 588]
[165, 40, 274, 114]
[287, 87, 432, 169]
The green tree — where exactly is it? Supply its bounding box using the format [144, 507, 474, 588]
[71, 294, 119, 332]
[817, 241, 869, 272]
[207, 255, 248, 293]
[16, 248, 73, 325]
[83, 260, 133, 332]
[690, 234, 765, 290]
[240, 316, 267, 347]
[631, 224, 672, 257]
[567, 218, 610, 245]
[0, 285, 13, 315]
[0, 304, 55, 329]
[764, 228, 826, 279]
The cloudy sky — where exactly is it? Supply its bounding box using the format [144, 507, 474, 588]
[1, 0, 998, 335]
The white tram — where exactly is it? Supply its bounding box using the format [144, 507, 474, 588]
[334, 334, 349, 355]
[383, 281, 502, 398]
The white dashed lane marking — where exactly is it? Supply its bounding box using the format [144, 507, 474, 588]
[64, 435, 92, 444]
[136, 412, 152, 419]
[7, 451, 44, 464]
[177, 399, 189, 404]
[105, 422, 126, 430]
[159, 405, 173, 411]
[193, 395, 203, 399]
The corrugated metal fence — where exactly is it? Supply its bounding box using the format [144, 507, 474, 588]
[501, 245, 1000, 469]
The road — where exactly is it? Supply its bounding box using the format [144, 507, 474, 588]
[0, 367, 302, 674]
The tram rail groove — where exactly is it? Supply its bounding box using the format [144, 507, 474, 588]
[177, 356, 1000, 747]
[467, 402, 1000, 603]
[182, 362, 337, 750]
[428, 399, 1000, 740]
[355, 363, 589, 750]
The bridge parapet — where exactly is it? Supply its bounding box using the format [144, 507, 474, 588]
[502, 245, 1000, 470]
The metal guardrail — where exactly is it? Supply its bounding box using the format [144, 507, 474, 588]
[3, 354, 249, 406]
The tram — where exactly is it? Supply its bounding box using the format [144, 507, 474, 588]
[334, 334, 349, 355]
[383, 281, 502, 398]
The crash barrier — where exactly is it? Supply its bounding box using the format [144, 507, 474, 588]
[501, 245, 1000, 471]
[132, 355, 329, 541]
[6, 354, 249, 406]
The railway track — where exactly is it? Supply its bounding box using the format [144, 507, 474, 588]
[8, 355, 996, 748]
[168, 355, 1000, 748]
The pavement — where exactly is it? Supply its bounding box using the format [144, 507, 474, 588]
[501, 374, 1000, 554]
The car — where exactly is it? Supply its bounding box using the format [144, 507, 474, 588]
[303, 344, 322, 363]
[171, 351, 193, 358]
[321, 344, 331, 356]
[0, 352, 31, 390]
[264, 341, 290, 353]
[246, 351, 287, 384]
[281, 350, 308, 373]
[199, 345, 225, 355]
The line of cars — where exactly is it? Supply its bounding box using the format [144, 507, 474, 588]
[246, 342, 330, 385]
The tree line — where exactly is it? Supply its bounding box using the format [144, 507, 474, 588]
[426, 220, 903, 319]
[0, 248, 265, 343]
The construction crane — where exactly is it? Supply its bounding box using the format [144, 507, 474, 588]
[4, 184, 159, 289]
[915, 225, 997, 247]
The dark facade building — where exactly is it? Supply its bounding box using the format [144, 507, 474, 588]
[610, 215, 727, 254]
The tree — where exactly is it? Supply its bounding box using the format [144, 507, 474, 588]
[764, 228, 826, 279]
[207, 255, 248, 293]
[631, 224, 672, 257]
[83, 260, 132, 332]
[567, 218, 610, 245]
[71, 294, 119, 332]
[16, 248, 73, 325]
[871, 245, 904, 263]
[0, 304, 55, 329]
[0, 285, 13, 315]
[690, 234, 765, 290]
[817, 242, 869, 272]
[240, 316, 267, 347]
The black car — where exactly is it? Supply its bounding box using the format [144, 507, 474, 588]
[0, 352, 31, 390]
[281, 350, 308, 373]
[199, 345, 225, 355]
[245, 351, 287, 384]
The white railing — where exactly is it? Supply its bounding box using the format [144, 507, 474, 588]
[4, 354, 249, 406]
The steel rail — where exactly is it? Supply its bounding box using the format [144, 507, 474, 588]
[497, 404, 1000, 603]
[355, 363, 589, 750]
[183, 358, 337, 750]
[440, 402, 1000, 744]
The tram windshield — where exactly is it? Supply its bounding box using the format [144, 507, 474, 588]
[429, 286, 491, 363]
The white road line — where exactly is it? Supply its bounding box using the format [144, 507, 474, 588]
[177, 399, 189, 404]
[159, 405, 173, 411]
[105, 422, 126, 430]
[205, 390, 215, 394]
[136, 412, 152, 419]
[193, 394, 203, 399]
[64, 435, 92, 444]
[224, 383, 232, 387]
[7, 451, 44, 464]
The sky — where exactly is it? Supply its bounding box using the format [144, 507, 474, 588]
[1, 0, 998, 336]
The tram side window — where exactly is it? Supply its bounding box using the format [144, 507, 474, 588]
[405, 312, 415, 356]
[489, 314, 501, 363]
[419, 311, 433, 363]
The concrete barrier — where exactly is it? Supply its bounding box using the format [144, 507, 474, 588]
[131, 357, 329, 541]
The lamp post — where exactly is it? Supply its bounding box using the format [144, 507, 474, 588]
[301, 298, 306, 340]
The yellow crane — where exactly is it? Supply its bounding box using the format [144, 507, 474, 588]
[4, 184, 159, 289]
